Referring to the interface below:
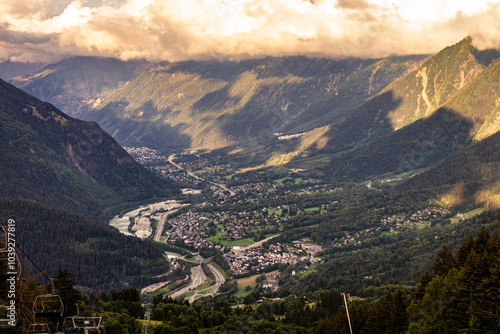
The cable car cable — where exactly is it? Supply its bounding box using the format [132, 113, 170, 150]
[15, 242, 52, 285]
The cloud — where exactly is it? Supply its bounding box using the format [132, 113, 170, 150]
[0, 0, 499, 63]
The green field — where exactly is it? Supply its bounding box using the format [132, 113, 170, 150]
[182, 258, 201, 265]
[407, 223, 428, 230]
[198, 288, 212, 294]
[222, 238, 255, 247]
[234, 282, 258, 298]
[268, 208, 283, 216]
[450, 208, 485, 224]
[195, 283, 212, 290]
[297, 265, 318, 278]
[274, 177, 303, 184]
[206, 230, 227, 243]
[180, 291, 195, 299]
[464, 208, 485, 219]
[135, 319, 164, 331]
[206, 232, 254, 247]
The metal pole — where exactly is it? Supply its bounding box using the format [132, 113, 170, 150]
[343, 293, 353, 334]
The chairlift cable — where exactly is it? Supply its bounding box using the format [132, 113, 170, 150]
[15, 241, 52, 285]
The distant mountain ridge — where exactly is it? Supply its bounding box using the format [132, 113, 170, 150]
[0, 78, 178, 221]
[10, 56, 150, 118]
[81, 55, 425, 151]
[0, 61, 46, 80]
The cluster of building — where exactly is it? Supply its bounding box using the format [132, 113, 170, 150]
[176, 156, 235, 182]
[332, 207, 451, 248]
[225, 241, 323, 275]
[150, 164, 193, 183]
[332, 228, 380, 247]
[124, 146, 164, 164]
[165, 207, 288, 248]
[380, 207, 451, 226]
[262, 272, 281, 291]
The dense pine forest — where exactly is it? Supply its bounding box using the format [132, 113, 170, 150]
[0, 199, 177, 290]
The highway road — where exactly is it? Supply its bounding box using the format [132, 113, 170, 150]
[168, 154, 236, 196]
[168, 265, 207, 300]
[206, 262, 225, 295]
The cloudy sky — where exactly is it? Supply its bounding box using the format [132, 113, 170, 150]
[1, 0, 499, 63]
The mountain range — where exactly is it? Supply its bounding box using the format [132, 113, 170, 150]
[328, 39, 500, 182]
[5, 36, 500, 210]
[0, 77, 178, 221]
[10, 54, 426, 151]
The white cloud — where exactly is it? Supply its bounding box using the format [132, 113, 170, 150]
[0, 0, 499, 63]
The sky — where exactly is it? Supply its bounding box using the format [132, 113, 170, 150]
[1, 0, 499, 63]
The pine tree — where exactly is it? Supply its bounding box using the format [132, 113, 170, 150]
[53, 268, 83, 317]
[432, 245, 456, 276]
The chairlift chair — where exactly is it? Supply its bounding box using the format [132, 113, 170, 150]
[33, 279, 64, 319]
[62, 316, 104, 334]
[27, 323, 51, 334]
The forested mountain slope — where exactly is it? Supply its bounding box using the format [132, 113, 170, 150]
[0, 198, 171, 290]
[399, 130, 500, 209]
[0, 78, 178, 221]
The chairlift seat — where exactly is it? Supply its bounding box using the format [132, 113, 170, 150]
[63, 317, 104, 334]
[27, 323, 51, 334]
[33, 294, 64, 319]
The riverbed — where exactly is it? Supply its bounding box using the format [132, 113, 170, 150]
[109, 207, 144, 236]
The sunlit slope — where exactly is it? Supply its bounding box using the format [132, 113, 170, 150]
[88, 56, 425, 151]
[323, 37, 495, 152]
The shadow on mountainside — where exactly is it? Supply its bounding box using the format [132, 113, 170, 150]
[88, 100, 192, 151]
[397, 130, 500, 209]
[328, 107, 475, 181]
[323, 91, 403, 153]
